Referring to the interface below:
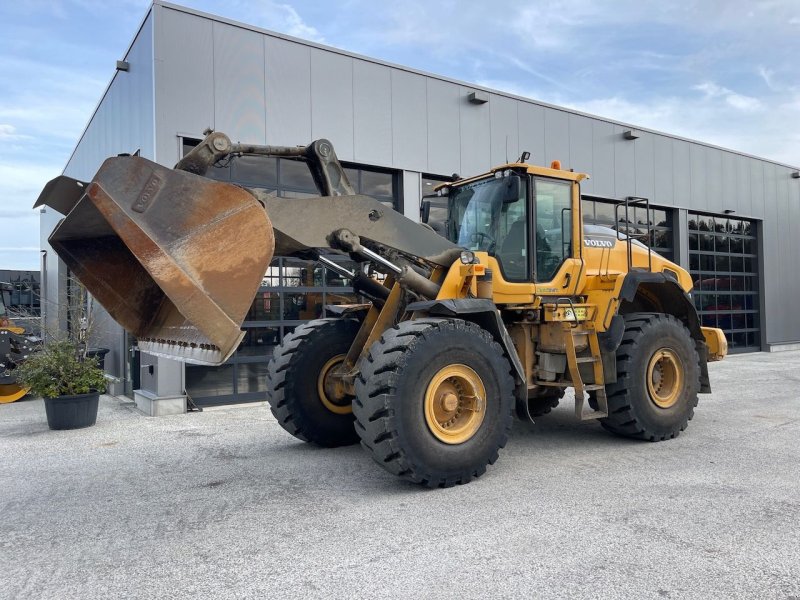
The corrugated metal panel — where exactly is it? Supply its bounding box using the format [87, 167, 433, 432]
[634, 132, 655, 201]
[264, 37, 311, 145]
[689, 143, 708, 212]
[391, 69, 427, 172]
[544, 109, 569, 167]
[426, 79, 460, 176]
[775, 171, 792, 342]
[591, 120, 615, 198]
[788, 171, 800, 343]
[749, 160, 765, 219]
[721, 151, 737, 215]
[310, 48, 354, 160]
[154, 8, 214, 165]
[568, 114, 593, 195]
[459, 87, 490, 176]
[672, 139, 691, 205]
[490, 94, 519, 167]
[518, 102, 546, 170]
[736, 154, 751, 217]
[353, 60, 392, 166]
[705, 146, 723, 210]
[653, 135, 674, 206]
[613, 125, 635, 199]
[213, 22, 266, 144]
[762, 162, 779, 344]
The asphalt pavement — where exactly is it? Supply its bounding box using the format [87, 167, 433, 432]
[1, 350, 799, 599]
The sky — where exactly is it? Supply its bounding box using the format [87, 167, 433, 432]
[1, 0, 798, 270]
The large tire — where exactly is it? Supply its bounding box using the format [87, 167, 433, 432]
[527, 388, 564, 417]
[600, 313, 700, 441]
[266, 318, 361, 447]
[353, 319, 515, 488]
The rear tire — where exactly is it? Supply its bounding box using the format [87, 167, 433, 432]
[527, 388, 564, 417]
[353, 319, 515, 488]
[600, 313, 700, 441]
[266, 318, 361, 447]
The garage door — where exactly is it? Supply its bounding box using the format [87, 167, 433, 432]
[688, 213, 760, 353]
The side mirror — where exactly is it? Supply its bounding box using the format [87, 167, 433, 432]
[420, 199, 432, 223]
[503, 175, 521, 203]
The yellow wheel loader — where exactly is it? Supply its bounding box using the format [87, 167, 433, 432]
[0, 283, 38, 403]
[36, 132, 727, 487]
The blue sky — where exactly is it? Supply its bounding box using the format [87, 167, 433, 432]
[1, 0, 798, 270]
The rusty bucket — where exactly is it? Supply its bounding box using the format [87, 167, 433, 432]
[36, 156, 274, 365]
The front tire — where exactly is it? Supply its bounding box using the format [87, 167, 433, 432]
[266, 318, 361, 447]
[353, 319, 515, 488]
[600, 313, 700, 441]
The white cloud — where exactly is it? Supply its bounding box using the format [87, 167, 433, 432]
[693, 81, 763, 112]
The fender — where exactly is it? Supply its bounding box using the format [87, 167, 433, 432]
[405, 298, 526, 384]
[619, 271, 712, 394]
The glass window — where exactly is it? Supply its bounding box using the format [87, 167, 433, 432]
[446, 175, 528, 281]
[231, 155, 277, 188]
[280, 158, 316, 192]
[535, 178, 572, 282]
[361, 170, 394, 198]
[237, 326, 281, 356]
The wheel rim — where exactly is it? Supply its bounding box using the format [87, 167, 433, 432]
[316, 354, 352, 415]
[424, 364, 486, 444]
[646, 348, 683, 409]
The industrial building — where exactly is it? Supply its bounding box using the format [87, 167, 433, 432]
[41, 1, 800, 412]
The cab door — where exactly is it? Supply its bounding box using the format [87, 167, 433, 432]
[531, 177, 585, 296]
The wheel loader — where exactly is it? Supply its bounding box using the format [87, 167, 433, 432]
[35, 131, 727, 487]
[0, 282, 38, 403]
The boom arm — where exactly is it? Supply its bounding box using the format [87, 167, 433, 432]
[175, 132, 356, 197]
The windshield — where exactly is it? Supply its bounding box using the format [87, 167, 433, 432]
[446, 175, 528, 280]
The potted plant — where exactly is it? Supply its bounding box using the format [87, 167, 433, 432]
[14, 279, 107, 430]
[15, 338, 107, 429]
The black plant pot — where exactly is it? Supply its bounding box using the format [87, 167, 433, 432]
[43, 390, 100, 430]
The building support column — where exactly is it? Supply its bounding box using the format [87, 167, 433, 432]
[401, 171, 422, 223]
[674, 208, 690, 271]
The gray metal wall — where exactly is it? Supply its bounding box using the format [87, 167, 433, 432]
[40, 10, 156, 379]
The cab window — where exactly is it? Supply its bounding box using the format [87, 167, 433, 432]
[446, 175, 528, 281]
[535, 179, 572, 281]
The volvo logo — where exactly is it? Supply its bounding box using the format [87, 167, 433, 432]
[584, 239, 614, 248]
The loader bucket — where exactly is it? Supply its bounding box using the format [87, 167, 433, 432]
[37, 156, 274, 365]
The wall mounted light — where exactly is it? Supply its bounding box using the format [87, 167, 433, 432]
[116, 60, 130, 72]
[792, 171, 800, 179]
[623, 130, 640, 140]
[467, 90, 489, 104]
[723, 209, 736, 214]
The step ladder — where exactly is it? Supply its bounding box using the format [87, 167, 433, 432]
[563, 323, 609, 420]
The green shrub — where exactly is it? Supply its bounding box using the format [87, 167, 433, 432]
[15, 339, 106, 399]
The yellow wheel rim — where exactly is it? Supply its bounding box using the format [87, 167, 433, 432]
[647, 348, 683, 409]
[316, 354, 352, 415]
[0, 383, 28, 403]
[424, 364, 486, 445]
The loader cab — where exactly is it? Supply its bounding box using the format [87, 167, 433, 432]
[440, 166, 583, 287]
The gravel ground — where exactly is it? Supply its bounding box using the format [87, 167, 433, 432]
[1, 351, 799, 599]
